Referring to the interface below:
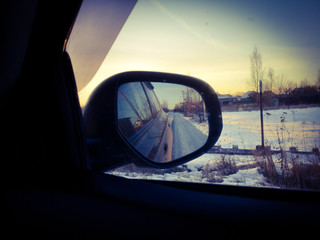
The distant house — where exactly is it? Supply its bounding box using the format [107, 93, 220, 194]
[263, 91, 279, 106]
[287, 86, 320, 105]
[218, 94, 237, 105]
[241, 91, 279, 106]
[240, 91, 256, 103]
[270, 97, 279, 106]
[291, 87, 303, 96]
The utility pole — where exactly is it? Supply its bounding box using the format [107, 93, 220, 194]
[259, 80, 265, 147]
[203, 100, 206, 122]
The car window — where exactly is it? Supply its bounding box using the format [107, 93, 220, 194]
[118, 82, 153, 125]
[118, 81, 170, 162]
[68, 0, 320, 191]
[117, 92, 143, 139]
[142, 82, 161, 116]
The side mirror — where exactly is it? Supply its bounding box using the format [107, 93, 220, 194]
[83, 71, 222, 170]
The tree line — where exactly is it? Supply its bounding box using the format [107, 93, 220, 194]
[248, 46, 320, 106]
[173, 87, 206, 123]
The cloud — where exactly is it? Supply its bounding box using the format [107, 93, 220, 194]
[151, 0, 231, 51]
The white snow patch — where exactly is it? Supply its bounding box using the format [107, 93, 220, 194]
[108, 107, 320, 188]
[218, 168, 272, 187]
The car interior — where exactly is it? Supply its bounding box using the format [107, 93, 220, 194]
[1, 0, 320, 238]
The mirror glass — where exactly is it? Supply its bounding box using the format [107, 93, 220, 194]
[117, 82, 209, 163]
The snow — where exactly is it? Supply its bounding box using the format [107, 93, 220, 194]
[217, 107, 320, 151]
[107, 107, 320, 188]
[109, 153, 272, 187]
[221, 168, 272, 187]
[169, 112, 207, 159]
[184, 153, 272, 187]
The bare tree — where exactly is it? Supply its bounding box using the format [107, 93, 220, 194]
[300, 78, 309, 88]
[182, 88, 191, 116]
[161, 100, 168, 110]
[283, 80, 295, 96]
[275, 73, 288, 94]
[249, 46, 264, 95]
[182, 87, 205, 122]
[265, 67, 275, 92]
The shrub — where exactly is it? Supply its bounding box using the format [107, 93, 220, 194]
[255, 147, 320, 190]
[255, 148, 279, 185]
[202, 155, 238, 183]
[216, 154, 238, 175]
[284, 154, 320, 190]
[202, 162, 223, 183]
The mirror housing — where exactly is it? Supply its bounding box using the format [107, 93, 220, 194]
[83, 71, 222, 170]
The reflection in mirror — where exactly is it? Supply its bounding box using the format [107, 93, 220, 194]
[117, 82, 209, 163]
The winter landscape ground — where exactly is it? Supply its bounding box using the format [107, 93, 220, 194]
[107, 106, 320, 190]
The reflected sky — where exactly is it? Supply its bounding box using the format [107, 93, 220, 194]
[153, 83, 190, 109]
[74, 0, 320, 106]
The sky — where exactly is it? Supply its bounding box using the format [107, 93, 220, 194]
[153, 82, 196, 109]
[69, 0, 320, 106]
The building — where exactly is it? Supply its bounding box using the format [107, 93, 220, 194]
[240, 91, 256, 103]
[218, 94, 238, 105]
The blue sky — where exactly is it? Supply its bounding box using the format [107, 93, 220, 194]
[74, 0, 320, 106]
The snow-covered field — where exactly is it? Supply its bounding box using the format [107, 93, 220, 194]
[219, 107, 320, 151]
[108, 107, 320, 188]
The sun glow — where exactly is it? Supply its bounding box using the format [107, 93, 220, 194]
[74, 0, 320, 106]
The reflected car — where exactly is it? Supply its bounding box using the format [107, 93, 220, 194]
[118, 82, 173, 163]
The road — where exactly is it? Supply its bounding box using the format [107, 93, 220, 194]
[169, 112, 208, 159]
